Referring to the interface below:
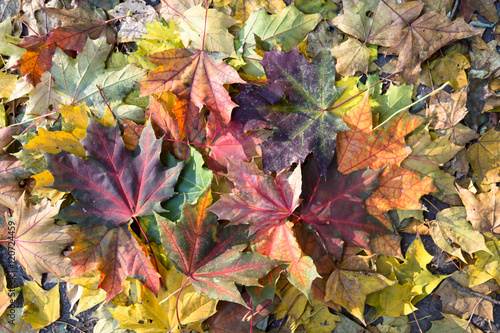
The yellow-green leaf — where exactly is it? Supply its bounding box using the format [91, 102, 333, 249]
[22, 281, 60, 329]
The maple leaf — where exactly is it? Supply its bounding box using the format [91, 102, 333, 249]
[11, 35, 56, 86]
[216, 0, 286, 24]
[367, 236, 446, 317]
[332, 0, 424, 48]
[419, 87, 468, 129]
[50, 37, 145, 119]
[161, 148, 212, 222]
[429, 313, 483, 333]
[109, 265, 217, 332]
[466, 128, 500, 190]
[336, 92, 425, 174]
[234, 48, 348, 174]
[22, 72, 63, 126]
[460, 0, 498, 23]
[429, 207, 490, 262]
[324, 256, 395, 324]
[330, 38, 371, 76]
[387, 9, 483, 83]
[42, 2, 116, 47]
[402, 128, 462, 201]
[0, 71, 17, 99]
[469, 238, 500, 287]
[68, 223, 160, 302]
[250, 221, 320, 300]
[139, 48, 245, 128]
[22, 281, 60, 329]
[0, 194, 72, 283]
[128, 20, 183, 70]
[156, 0, 203, 22]
[45, 118, 183, 228]
[209, 160, 302, 235]
[360, 73, 413, 125]
[157, 188, 281, 306]
[12, 2, 116, 86]
[330, 0, 423, 76]
[430, 52, 470, 91]
[0, 155, 31, 215]
[177, 5, 238, 57]
[365, 165, 436, 227]
[146, 93, 206, 151]
[300, 158, 391, 259]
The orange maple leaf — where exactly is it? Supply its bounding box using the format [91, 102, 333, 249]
[140, 48, 245, 129]
[336, 93, 425, 174]
[366, 164, 436, 226]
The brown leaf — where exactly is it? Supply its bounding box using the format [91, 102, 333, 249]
[0, 155, 31, 213]
[419, 87, 468, 129]
[388, 9, 483, 83]
[435, 279, 494, 321]
[457, 183, 500, 233]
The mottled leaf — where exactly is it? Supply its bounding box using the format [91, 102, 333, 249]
[235, 48, 348, 174]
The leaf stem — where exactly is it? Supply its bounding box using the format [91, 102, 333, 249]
[175, 277, 191, 329]
[277, 293, 302, 332]
[249, 296, 253, 333]
[132, 217, 163, 289]
[3, 108, 61, 151]
[290, 212, 329, 226]
[373, 81, 450, 131]
[0, 324, 13, 333]
[201, 0, 209, 50]
[96, 85, 117, 122]
[105, 14, 131, 24]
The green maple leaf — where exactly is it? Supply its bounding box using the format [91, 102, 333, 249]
[50, 37, 146, 122]
[236, 5, 321, 78]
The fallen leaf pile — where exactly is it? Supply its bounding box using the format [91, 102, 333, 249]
[1, 0, 500, 332]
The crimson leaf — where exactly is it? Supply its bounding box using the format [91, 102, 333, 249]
[300, 158, 392, 259]
[46, 118, 183, 227]
[156, 188, 281, 306]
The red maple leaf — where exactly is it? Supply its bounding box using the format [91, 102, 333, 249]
[157, 188, 281, 306]
[300, 158, 392, 259]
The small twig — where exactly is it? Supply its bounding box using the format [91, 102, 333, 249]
[446, 277, 500, 305]
[449, 0, 460, 19]
[466, 299, 482, 331]
[409, 303, 424, 333]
